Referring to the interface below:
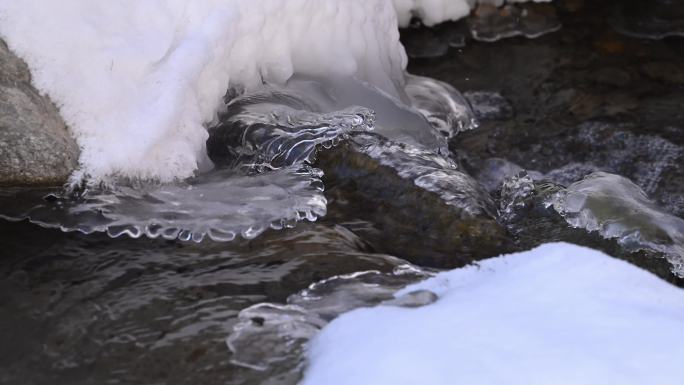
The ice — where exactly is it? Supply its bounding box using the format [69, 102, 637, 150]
[301, 242, 684, 385]
[499, 171, 536, 221]
[0, 70, 476, 242]
[264, 75, 452, 153]
[548, 172, 684, 276]
[227, 265, 429, 374]
[0, 81, 384, 241]
[476, 158, 543, 193]
[405, 74, 478, 139]
[0, 166, 327, 242]
[0, 0, 536, 241]
[0, 0, 520, 184]
[353, 134, 496, 217]
[0, 0, 407, 183]
[207, 82, 376, 169]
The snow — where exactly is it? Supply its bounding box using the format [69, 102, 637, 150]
[300, 243, 684, 385]
[0, 0, 548, 183]
[0, 0, 407, 182]
[393, 0, 553, 27]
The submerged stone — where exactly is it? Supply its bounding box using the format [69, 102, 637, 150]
[0, 39, 78, 186]
[316, 133, 514, 268]
[469, 3, 561, 43]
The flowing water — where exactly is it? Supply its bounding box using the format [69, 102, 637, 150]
[2, 0, 684, 384]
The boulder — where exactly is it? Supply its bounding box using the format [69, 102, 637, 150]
[0, 39, 78, 186]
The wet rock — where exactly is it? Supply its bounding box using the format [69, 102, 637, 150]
[401, 28, 449, 59]
[0, 39, 78, 186]
[463, 91, 514, 121]
[611, 0, 684, 40]
[475, 157, 542, 194]
[315, 134, 515, 268]
[543, 162, 600, 187]
[469, 3, 561, 43]
[399, 20, 467, 59]
[641, 62, 684, 85]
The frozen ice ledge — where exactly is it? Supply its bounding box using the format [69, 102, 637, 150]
[0, 0, 542, 242]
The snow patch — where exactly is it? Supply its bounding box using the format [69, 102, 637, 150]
[301, 242, 684, 385]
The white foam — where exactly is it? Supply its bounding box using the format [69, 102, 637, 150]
[301, 243, 684, 385]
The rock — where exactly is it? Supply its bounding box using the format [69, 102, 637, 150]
[316, 134, 515, 268]
[468, 3, 561, 43]
[463, 91, 514, 121]
[611, 0, 684, 40]
[0, 39, 78, 186]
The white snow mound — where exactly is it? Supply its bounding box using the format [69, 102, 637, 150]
[0, 0, 407, 182]
[301, 242, 684, 385]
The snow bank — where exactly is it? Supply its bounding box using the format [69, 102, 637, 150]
[0, 0, 407, 182]
[301, 243, 684, 385]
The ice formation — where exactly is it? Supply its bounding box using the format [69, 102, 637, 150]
[228, 265, 429, 374]
[0, 0, 549, 184]
[300, 243, 684, 385]
[0, 0, 406, 182]
[548, 172, 684, 276]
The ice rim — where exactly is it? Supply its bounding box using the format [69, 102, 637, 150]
[0, 0, 538, 242]
[0, 104, 376, 243]
[547, 172, 684, 278]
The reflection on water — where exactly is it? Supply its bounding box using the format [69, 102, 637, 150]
[0, 221, 405, 385]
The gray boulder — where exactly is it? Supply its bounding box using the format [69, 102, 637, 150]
[0, 39, 78, 186]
